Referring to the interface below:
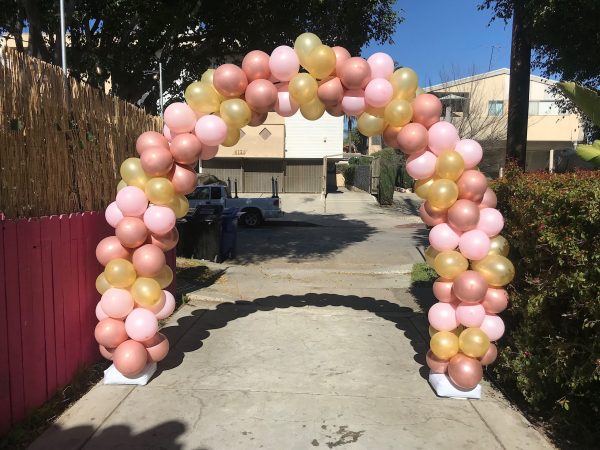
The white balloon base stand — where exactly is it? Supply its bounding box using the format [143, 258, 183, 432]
[429, 371, 481, 399]
[103, 362, 157, 385]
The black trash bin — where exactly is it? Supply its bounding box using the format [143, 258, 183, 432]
[176, 204, 223, 261]
[219, 207, 240, 261]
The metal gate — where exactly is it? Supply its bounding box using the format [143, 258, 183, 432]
[370, 157, 380, 195]
[284, 159, 322, 193]
[201, 158, 242, 186]
[243, 159, 284, 193]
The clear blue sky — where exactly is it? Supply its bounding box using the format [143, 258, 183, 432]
[362, 1, 514, 87]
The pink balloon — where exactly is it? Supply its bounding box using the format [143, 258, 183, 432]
[170, 133, 202, 165]
[150, 227, 179, 252]
[96, 302, 109, 321]
[433, 278, 458, 303]
[162, 124, 176, 142]
[412, 94, 442, 129]
[405, 150, 437, 180]
[143, 332, 170, 362]
[269, 46, 299, 82]
[101, 288, 134, 319]
[213, 63, 248, 97]
[116, 217, 148, 249]
[248, 110, 268, 127]
[419, 202, 447, 226]
[99, 344, 115, 360]
[456, 302, 486, 327]
[448, 199, 480, 232]
[116, 186, 148, 217]
[331, 46, 351, 76]
[429, 223, 461, 252]
[428, 302, 459, 331]
[457, 170, 488, 202]
[397, 123, 428, 155]
[168, 163, 197, 195]
[96, 236, 131, 266]
[140, 146, 174, 177]
[479, 342, 498, 365]
[480, 314, 505, 341]
[125, 308, 159, 342]
[164, 102, 197, 134]
[454, 139, 483, 169]
[426, 350, 449, 374]
[325, 103, 344, 117]
[136, 131, 168, 155]
[242, 50, 271, 81]
[318, 77, 344, 106]
[105, 202, 124, 228]
[113, 340, 148, 377]
[339, 57, 371, 90]
[200, 145, 219, 161]
[245, 79, 278, 113]
[144, 291, 167, 314]
[155, 290, 176, 319]
[428, 121, 460, 155]
[452, 270, 488, 303]
[477, 208, 504, 237]
[458, 229, 491, 261]
[341, 89, 366, 116]
[367, 52, 394, 79]
[132, 243, 166, 277]
[144, 205, 176, 235]
[275, 83, 300, 117]
[95, 318, 128, 349]
[364, 78, 393, 108]
[480, 188, 498, 209]
[481, 288, 509, 314]
[195, 115, 227, 147]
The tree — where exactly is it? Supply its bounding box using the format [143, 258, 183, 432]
[0, 0, 402, 114]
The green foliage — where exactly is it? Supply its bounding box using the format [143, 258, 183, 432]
[342, 165, 355, 187]
[574, 141, 600, 167]
[492, 165, 600, 446]
[350, 128, 368, 153]
[411, 262, 437, 286]
[372, 148, 401, 205]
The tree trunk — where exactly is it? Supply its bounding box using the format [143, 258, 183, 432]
[506, 1, 532, 169]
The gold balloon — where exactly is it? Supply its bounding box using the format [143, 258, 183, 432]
[131, 277, 162, 307]
[306, 44, 336, 79]
[415, 87, 425, 96]
[294, 32, 322, 67]
[384, 99, 413, 127]
[414, 177, 436, 199]
[435, 150, 465, 181]
[185, 81, 221, 114]
[289, 73, 318, 105]
[220, 99, 251, 129]
[222, 126, 241, 147]
[488, 235, 510, 257]
[430, 331, 459, 360]
[365, 105, 386, 118]
[459, 327, 490, 358]
[201, 69, 226, 101]
[95, 272, 111, 294]
[424, 245, 440, 268]
[357, 112, 385, 137]
[390, 67, 418, 100]
[300, 97, 326, 121]
[167, 194, 190, 219]
[433, 250, 469, 279]
[145, 177, 175, 205]
[429, 325, 464, 338]
[472, 254, 515, 287]
[116, 179, 127, 192]
[120, 158, 148, 189]
[154, 265, 174, 289]
[427, 179, 459, 210]
[104, 258, 136, 288]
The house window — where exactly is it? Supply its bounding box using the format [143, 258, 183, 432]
[488, 101, 504, 116]
[529, 101, 560, 116]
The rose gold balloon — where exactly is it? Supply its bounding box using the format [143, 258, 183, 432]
[447, 199, 480, 231]
[411, 94, 443, 129]
[96, 236, 131, 266]
[432, 277, 458, 303]
[136, 131, 169, 155]
[452, 270, 488, 303]
[339, 57, 371, 90]
[140, 146, 174, 177]
[113, 339, 148, 377]
[317, 77, 344, 106]
[419, 202, 447, 226]
[457, 170, 488, 202]
[213, 63, 248, 98]
[245, 79, 278, 113]
[448, 353, 483, 390]
[480, 288, 509, 313]
[94, 318, 128, 349]
[200, 145, 219, 160]
[242, 50, 271, 81]
[99, 344, 115, 360]
[150, 227, 179, 252]
[480, 188, 498, 209]
[170, 133, 202, 165]
[143, 332, 170, 362]
[397, 123, 428, 155]
[383, 126, 401, 148]
[248, 110, 268, 126]
[479, 342, 498, 365]
[116, 217, 148, 249]
[331, 46, 351, 76]
[132, 243, 166, 277]
[426, 349, 449, 373]
[325, 103, 344, 117]
[168, 163, 197, 195]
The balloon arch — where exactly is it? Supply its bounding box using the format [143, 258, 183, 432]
[94, 33, 514, 394]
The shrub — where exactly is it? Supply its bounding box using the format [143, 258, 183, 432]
[492, 164, 600, 445]
[342, 165, 356, 187]
[373, 147, 401, 205]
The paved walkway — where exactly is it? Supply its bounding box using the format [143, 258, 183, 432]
[30, 189, 553, 450]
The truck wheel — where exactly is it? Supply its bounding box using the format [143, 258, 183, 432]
[241, 209, 262, 227]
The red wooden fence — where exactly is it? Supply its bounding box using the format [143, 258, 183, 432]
[0, 212, 175, 434]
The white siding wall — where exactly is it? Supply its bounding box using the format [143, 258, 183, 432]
[284, 111, 344, 158]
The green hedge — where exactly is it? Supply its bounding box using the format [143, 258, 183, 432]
[372, 148, 401, 205]
[492, 165, 600, 445]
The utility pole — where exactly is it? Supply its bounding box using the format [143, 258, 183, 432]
[59, 0, 67, 76]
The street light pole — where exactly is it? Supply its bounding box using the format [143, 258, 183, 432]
[59, 0, 67, 76]
[158, 60, 164, 118]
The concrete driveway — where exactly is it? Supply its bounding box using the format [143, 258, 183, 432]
[30, 189, 553, 450]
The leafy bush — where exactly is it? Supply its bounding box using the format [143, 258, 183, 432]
[492, 165, 600, 445]
[411, 262, 437, 286]
[373, 147, 401, 205]
[342, 165, 355, 187]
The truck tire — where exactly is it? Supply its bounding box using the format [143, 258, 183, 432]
[241, 208, 262, 227]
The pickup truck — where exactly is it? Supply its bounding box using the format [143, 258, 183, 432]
[186, 184, 283, 227]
